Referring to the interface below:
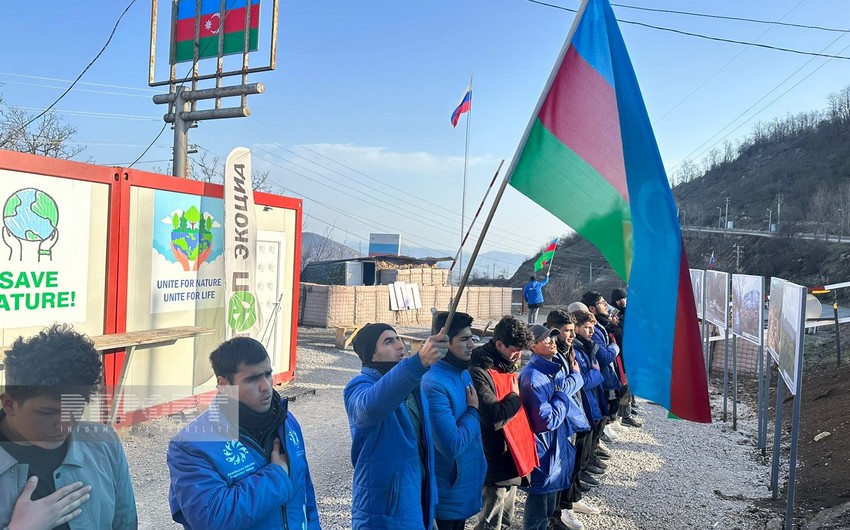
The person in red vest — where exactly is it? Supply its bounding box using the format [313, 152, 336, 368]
[468, 315, 537, 530]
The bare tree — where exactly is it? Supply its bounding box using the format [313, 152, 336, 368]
[188, 149, 273, 192]
[0, 97, 85, 159]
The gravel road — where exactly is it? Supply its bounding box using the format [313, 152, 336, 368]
[124, 326, 779, 529]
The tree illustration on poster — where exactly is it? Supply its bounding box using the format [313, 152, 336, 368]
[0, 174, 91, 327]
[150, 189, 225, 314]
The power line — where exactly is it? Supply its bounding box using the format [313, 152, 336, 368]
[610, 3, 850, 34]
[523, 0, 850, 60]
[0, 0, 138, 149]
[667, 35, 850, 178]
[651, 0, 807, 126]
[128, 123, 168, 168]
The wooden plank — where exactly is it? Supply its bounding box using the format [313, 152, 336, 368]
[91, 326, 215, 351]
[1, 326, 215, 369]
[334, 325, 361, 349]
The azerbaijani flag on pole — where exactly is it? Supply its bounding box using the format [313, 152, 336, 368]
[534, 239, 558, 271]
[451, 84, 472, 128]
[173, 0, 260, 64]
[506, 0, 710, 422]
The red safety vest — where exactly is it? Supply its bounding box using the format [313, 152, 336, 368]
[488, 369, 540, 478]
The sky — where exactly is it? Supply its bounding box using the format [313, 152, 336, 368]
[2, 0, 849, 277]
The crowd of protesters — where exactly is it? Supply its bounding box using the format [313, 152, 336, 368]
[0, 287, 639, 530]
[344, 287, 641, 530]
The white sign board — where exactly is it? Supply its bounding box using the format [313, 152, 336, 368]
[705, 269, 729, 329]
[1, 173, 91, 327]
[732, 274, 764, 345]
[689, 268, 704, 319]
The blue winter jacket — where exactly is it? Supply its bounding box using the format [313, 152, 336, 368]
[167, 396, 320, 530]
[572, 339, 606, 421]
[344, 355, 438, 530]
[592, 324, 623, 392]
[518, 354, 583, 494]
[421, 359, 487, 520]
[522, 277, 549, 305]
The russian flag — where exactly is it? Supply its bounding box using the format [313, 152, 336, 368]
[507, 0, 711, 422]
[451, 84, 472, 128]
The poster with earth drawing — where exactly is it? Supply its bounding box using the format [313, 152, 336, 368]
[1, 172, 91, 327]
[150, 189, 225, 313]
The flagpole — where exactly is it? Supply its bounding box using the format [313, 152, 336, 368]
[449, 159, 505, 275]
[459, 76, 473, 285]
[441, 167, 512, 335]
[503, 0, 590, 183]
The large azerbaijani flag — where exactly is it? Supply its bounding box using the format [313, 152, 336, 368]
[507, 0, 710, 422]
[173, 0, 260, 64]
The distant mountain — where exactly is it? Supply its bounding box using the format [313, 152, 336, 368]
[400, 245, 526, 279]
[301, 232, 361, 270]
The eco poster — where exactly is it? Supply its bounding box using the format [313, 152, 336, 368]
[1, 172, 91, 327]
[150, 190, 225, 314]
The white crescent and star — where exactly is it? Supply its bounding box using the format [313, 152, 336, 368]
[204, 13, 221, 35]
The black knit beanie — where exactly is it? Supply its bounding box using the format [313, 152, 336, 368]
[352, 323, 395, 364]
[611, 288, 627, 304]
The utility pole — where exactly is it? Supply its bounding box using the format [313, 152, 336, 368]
[767, 208, 772, 232]
[776, 193, 783, 228]
[724, 196, 730, 229]
[734, 244, 744, 272]
[718, 207, 723, 229]
[589, 262, 593, 284]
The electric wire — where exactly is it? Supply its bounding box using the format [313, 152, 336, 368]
[0, 0, 138, 149]
[523, 0, 850, 60]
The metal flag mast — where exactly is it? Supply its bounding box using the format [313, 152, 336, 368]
[458, 76, 473, 284]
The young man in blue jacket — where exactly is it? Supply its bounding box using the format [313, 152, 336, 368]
[522, 274, 550, 324]
[0, 324, 137, 530]
[423, 312, 487, 530]
[344, 323, 448, 530]
[167, 337, 320, 530]
[519, 325, 584, 530]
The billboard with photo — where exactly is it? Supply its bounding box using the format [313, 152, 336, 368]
[705, 270, 729, 329]
[689, 268, 704, 319]
[731, 274, 764, 344]
[766, 278, 805, 394]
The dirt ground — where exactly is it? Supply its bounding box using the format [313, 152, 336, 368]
[728, 325, 850, 528]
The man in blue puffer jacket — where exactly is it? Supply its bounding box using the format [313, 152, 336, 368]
[167, 337, 320, 530]
[344, 323, 448, 530]
[423, 312, 487, 530]
[519, 325, 584, 530]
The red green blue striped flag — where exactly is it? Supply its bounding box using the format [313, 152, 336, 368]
[507, 0, 710, 422]
[173, 0, 260, 64]
[534, 239, 558, 271]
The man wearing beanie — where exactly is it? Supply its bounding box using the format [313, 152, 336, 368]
[421, 312, 487, 530]
[344, 322, 449, 530]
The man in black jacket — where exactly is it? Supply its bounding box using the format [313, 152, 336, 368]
[468, 316, 534, 530]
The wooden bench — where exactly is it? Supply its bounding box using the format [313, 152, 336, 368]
[2, 326, 215, 425]
[334, 325, 362, 349]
